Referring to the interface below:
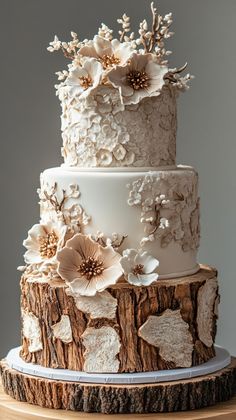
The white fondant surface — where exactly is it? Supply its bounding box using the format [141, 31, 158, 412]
[40, 165, 199, 278]
[6, 346, 231, 385]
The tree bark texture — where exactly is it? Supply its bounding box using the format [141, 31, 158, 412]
[20, 265, 219, 373]
[1, 358, 236, 414]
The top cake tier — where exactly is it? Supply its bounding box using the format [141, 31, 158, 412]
[49, 4, 192, 169]
[59, 84, 177, 168]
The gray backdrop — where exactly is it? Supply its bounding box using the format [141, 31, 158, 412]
[0, 0, 236, 358]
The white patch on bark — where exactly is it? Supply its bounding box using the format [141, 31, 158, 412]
[197, 277, 218, 347]
[138, 309, 193, 368]
[67, 290, 117, 319]
[51, 314, 73, 344]
[82, 326, 121, 372]
[214, 294, 220, 318]
[22, 310, 43, 353]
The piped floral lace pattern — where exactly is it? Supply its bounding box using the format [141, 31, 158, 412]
[59, 85, 177, 168]
[127, 170, 200, 251]
[38, 176, 90, 234]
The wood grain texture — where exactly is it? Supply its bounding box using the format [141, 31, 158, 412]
[1, 358, 236, 415]
[1, 383, 236, 420]
[20, 265, 219, 373]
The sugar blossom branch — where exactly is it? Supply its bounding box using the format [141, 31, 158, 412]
[47, 3, 193, 90]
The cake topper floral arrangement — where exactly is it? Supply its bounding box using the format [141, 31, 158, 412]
[48, 2, 193, 107]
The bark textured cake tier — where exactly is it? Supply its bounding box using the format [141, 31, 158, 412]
[20, 266, 218, 373]
[16, 3, 219, 375]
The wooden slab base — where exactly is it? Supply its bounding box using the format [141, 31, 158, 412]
[1, 357, 236, 415]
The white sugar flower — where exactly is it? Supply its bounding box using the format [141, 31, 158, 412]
[107, 52, 168, 105]
[120, 249, 159, 286]
[113, 144, 127, 161]
[47, 35, 61, 52]
[66, 58, 103, 98]
[96, 149, 113, 166]
[79, 35, 133, 69]
[57, 234, 123, 296]
[23, 222, 67, 266]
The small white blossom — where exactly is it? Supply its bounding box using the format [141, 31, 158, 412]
[47, 35, 61, 52]
[120, 249, 159, 286]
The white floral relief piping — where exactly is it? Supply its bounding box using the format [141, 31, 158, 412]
[38, 176, 90, 234]
[47, 3, 193, 168]
[127, 170, 200, 251]
[60, 85, 177, 168]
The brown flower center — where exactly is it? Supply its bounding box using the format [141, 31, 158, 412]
[127, 70, 149, 90]
[102, 54, 120, 69]
[39, 232, 58, 259]
[79, 76, 93, 90]
[78, 257, 104, 280]
[132, 264, 144, 275]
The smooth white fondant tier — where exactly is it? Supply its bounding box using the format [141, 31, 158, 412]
[6, 346, 231, 384]
[59, 84, 177, 168]
[39, 166, 200, 278]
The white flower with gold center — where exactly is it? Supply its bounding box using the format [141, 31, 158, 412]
[79, 35, 133, 69]
[57, 234, 123, 296]
[23, 222, 67, 267]
[66, 58, 103, 98]
[120, 249, 159, 286]
[107, 52, 168, 105]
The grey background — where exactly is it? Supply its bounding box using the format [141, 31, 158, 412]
[0, 0, 236, 357]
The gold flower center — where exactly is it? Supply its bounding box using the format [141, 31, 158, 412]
[127, 70, 149, 90]
[78, 257, 104, 280]
[102, 54, 120, 69]
[39, 232, 58, 259]
[79, 76, 93, 90]
[132, 264, 144, 275]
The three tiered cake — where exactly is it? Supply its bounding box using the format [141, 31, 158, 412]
[1, 3, 235, 415]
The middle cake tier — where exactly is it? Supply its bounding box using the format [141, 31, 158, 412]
[39, 165, 200, 279]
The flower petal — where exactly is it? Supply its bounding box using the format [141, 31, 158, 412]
[137, 272, 159, 285]
[24, 249, 43, 265]
[97, 245, 121, 268]
[69, 277, 97, 296]
[127, 273, 141, 286]
[96, 265, 123, 291]
[79, 41, 99, 59]
[57, 247, 83, 282]
[134, 251, 159, 274]
[65, 234, 97, 260]
[94, 35, 113, 57]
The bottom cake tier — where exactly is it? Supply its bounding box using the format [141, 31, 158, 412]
[20, 265, 219, 373]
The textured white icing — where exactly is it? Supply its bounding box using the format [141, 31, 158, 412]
[51, 315, 73, 344]
[197, 278, 218, 347]
[40, 166, 199, 278]
[66, 290, 117, 319]
[58, 84, 177, 168]
[22, 310, 43, 353]
[82, 326, 121, 373]
[138, 309, 193, 368]
[127, 169, 200, 252]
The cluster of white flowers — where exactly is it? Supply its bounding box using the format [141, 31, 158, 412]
[117, 13, 135, 44]
[59, 82, 177, 168]
[47, 2, 192, 101]
[127, 171, 200, 251]
[38, 180, 91, 234]
[98, 23, 113, 41]
[47, 32, 82, 59]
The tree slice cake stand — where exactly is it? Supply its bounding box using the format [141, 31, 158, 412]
[1, 346, 236, 415]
